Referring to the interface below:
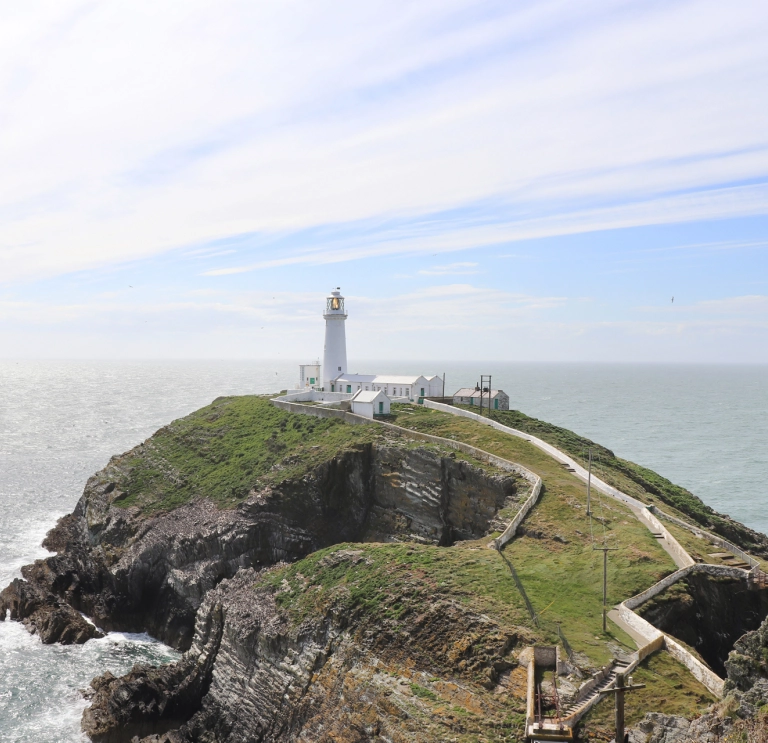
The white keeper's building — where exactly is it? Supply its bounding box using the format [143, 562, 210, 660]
[297, 288, 443, 402]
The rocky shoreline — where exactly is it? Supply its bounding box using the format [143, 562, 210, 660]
[2, 397, 766, 742]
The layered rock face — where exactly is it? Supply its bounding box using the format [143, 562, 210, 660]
[82, 554, 531, 743]
[637, 572, 768, 676]
[629, 614, 768, 742]
[0, 442, 521, 650]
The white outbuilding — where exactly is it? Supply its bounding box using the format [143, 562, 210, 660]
[331, 374, 442, 400]
[453, 388, 510, 411]
[351, 389, 391, 419]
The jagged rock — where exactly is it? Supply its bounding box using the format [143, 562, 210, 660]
[83, 567, 530, 743]
[724, 615, 768, 693]
[630, 711, 732, 743]
[82, 601, 225, 743]
[0, 577, 103, 644]
[5, 442, 521, 651]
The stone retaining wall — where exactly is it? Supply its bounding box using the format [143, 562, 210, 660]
[270, 397, 542, 542]
[422, 400, 694, 566]
[534, 645, 557, 667]
[664, 635, 725, 698]
[615, 563, 752, 699]
[271, 398, 370, 424]
[624, 563, 750, 611]
[641, 509, 696, 568]
[649, 506, 760, 571]
[490, 476, 543, 550]
[525, 653, 536, 729]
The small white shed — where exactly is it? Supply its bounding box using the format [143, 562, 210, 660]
[351, 389, 391, 419]
[453, 388, 510, 411]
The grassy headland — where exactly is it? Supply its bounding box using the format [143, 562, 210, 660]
[110, 396, 382, 513]
[89, 394, 750, 736]
[386, 404, 678, 663]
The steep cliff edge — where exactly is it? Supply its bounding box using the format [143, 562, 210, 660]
[627, 614, 768, 742]
[1, 396, 523, 649]
[638, 572, 768, 676]
[82, 544, 536, 743]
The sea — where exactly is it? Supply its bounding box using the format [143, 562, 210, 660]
[0, 360, 766, 742]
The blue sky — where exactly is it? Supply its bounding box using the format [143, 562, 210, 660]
[1, 0, 767, 361]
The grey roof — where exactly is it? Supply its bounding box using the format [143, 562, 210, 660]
[453, 388, 507, 398]
[352, 389, 389, 403]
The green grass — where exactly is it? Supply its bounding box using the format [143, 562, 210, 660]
[260, 541, 534, 631]
[411, 683, 438, 701]
[104, 396, 514, 516]
[107, 396, 383, 514]
[386, 404, 679, 664]
[476, 407, 768, 556]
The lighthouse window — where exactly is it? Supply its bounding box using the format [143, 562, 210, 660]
[331, 297, 340, 310]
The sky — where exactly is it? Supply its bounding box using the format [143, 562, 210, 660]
[1, 0, 768, 362]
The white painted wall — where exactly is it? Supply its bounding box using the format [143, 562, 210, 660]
[351, 400, 374, 418]
[298, 364, 321, 389]
[322, 290, 347, 390]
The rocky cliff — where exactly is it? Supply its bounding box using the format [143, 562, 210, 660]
[81, 546, 535, 743]
[4, 395, 768, 742]
[0, 397, 522, 650]
[638, 572, 768, 676]
[628, 613, 768, 742]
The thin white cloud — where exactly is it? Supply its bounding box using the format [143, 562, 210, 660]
[418, 262, 479, 275]
[1, 1, 768, 282]
[638, 295, 768, 315]
[689, 295, 768, 314]
[202, 182, 768, 275]
[4, 287, 768, 362]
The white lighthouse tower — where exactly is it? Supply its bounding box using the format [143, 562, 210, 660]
[322, 287, 348, 391]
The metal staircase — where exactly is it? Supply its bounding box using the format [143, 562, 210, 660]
[527, 658, 634, 741]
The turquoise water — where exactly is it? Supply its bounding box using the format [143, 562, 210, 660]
[0, 360, 765, 740]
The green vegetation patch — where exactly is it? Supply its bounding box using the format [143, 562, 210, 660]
[479, 408, 768, 557]
[260, 541, 534, 631]
[387, 404, 678, 664]
[109, 396, 382, 514]
[410, 683, 438, 701]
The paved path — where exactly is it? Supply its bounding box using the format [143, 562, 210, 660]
[630, 505, 691, 570]
[422, 401, 694, 571]
[607, 608, 649, 648]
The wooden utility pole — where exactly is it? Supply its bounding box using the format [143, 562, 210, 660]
[598, 671, 645, 742]
[594, 546, 618, 632]
[586, 447, 592, 515]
